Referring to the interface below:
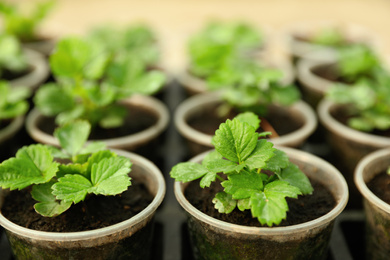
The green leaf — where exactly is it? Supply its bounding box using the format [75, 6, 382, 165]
[86, 150, 117, 179]
[34, 83, 75, 116]
[0, 144, 58, 190]
[170, 162, 209, 182]
[79, 142, 107, 155]
[222, 170, 263, 199]
[234, 112, 260, 130]
[245, 139, 275, 170]
[203, 158, 239, 174]
[212, 191, 237, 213]
[54, 120, 91, 157]
[250, 181, 301, 226]
[263, 149, 290, 172]
[52, 174, 93, 203]
[57, 163, 88, 179]
[278, 163, 313, 195]
[200, 172, 217, 188]
[212, 118, 258, 163]
[237, 197, 251, 211]
[270, 85, 301, 106]
[90, 156, 132, 196]
[32, 181, 72, 217]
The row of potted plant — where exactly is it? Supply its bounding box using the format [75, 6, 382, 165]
[0, 15, 389, 258]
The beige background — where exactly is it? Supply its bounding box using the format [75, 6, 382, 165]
[9, 0, 390, 72]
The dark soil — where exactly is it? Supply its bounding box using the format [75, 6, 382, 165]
[367, 171, 390, 204]
[2, 67, 32, 81]
[38, 104, 158, 140]
[1, 178, 154, 232]
[185, 177, 336, 227]
[330, 105, 390, 138]
[187, 103, 303, 137]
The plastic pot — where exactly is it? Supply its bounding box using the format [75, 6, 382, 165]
[26, 94, 170, 152]
[174, 92, 317, 156]
[9, 48, 50, 91]
[296, 59, 336, 108]
[281, 20, 380, 63]
[0, 150, 165, 260]
[174, 147, 348, 260]
[0, 117, 24, 146]
[355, 147, 390, 260]
[317, 99, 390, 208]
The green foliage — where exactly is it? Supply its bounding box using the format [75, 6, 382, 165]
[310, 27, 345, 47]
[0, 81, 31, 120]
[170, 112, 313, 226]
[0, 33, 28, 76]
[34, 36, 166, 128]
[207, 59, 301, 116]
[337, 44, 381, 82]
[88, 24, 159, 67]
[0, 120, 132, 217]
[0, 0, 55, 42]
[327, 72, 390, 132]
[188, 21, 263, 78]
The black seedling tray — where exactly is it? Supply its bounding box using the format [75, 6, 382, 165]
[0, 81, 365, 260]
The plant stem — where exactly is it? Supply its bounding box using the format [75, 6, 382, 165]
[260, 117, 279, 138]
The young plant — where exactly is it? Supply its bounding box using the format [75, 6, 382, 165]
[170, 112, 313, 226]
[188, 21, 263, 78]
[88, 24, 160, 68]
[0, 33, 28, 77]
[326, 70, 390, 132]
[0, 0, 55, 42]
[310, 27, 345, 47]
[207, 58, 300, 121]
[34, 36, 166, 128]
[0, 81, 31, 123]
[0, 120, 132, 217]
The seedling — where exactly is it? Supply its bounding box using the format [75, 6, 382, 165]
[327, 70, 390, 132]
[88, 24, 160, 67]
[0, 33, 28, 77]
[310, 27, 345, 47]
[0, 81, 31, 123]
[206, 59, 300, 118]
[188, 21, 263, 78]
[170, 112, 313, 226]
[0, 120, 132, 217]
[34, 36, 166, 128]
[0, 0, 55, 42]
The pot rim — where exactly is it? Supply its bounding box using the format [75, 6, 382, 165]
[174, 146, 348, 236]
[174, 92, 317, 148]
[296, 59, 336, 95]
[318, 99, 390, 146]
[26, 94, 170, 149]
[0, 116, 24, 144]
[0, 149, 165, 241]
[9, 48, 49, 90]
[355, 147, 390, 214]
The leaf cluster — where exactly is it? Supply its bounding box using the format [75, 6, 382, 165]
[188, 21, 263, 78]
[0, 33, 27, 76]
[34, 36, 166, 128]
[0, 81, 31, 120]
[327, 69, 390, 132]
[0, 0, 55, 42]
[207, 59, 301, 116]
[310, 27, 346, 47]
[170, 112, 313, 226]
[0, 120, 132, 217]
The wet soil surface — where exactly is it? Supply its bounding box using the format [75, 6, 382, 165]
[1, 178, 154, 232]
[187, 104, 303, 137]
[185, 177, 336, 227]
[367, 171, 390, 204]
[38, 105, 158, 140]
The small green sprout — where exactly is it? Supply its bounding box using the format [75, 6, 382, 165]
[0, 120, 132, 217]
[0, 0, 55, 42]
[170, 112, 313, 226]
